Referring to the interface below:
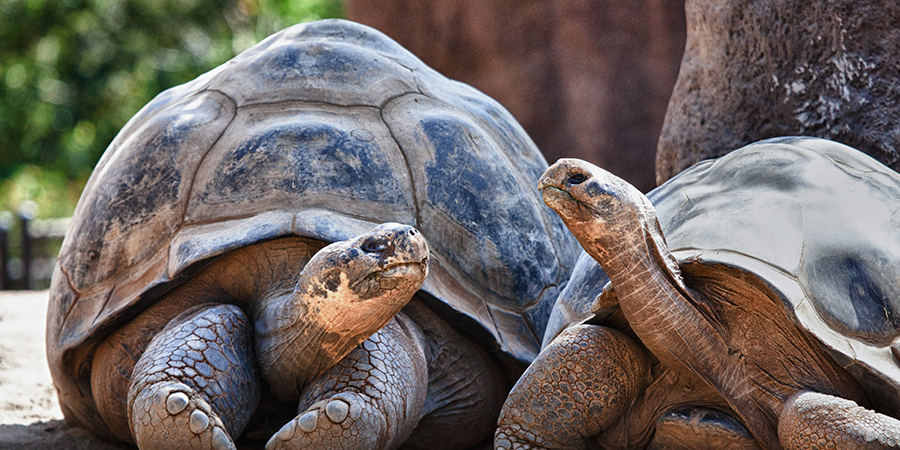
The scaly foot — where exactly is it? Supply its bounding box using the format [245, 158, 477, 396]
[266, 392, 387, 449]
[495, 325, 650, 449]
[127, 304, 259, 449]
[130, 381, 235, 450]
[267, 315, 428, 450]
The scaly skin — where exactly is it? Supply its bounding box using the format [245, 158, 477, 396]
[529, 158, 900, 450]
[779, 392, 900, 449]
[92, 222, 508, 449]
[495, 324, 650, 449]
[266, 314, 427, 450]
[91, 224, 433, 448]
[129, 304, 258, 450]
[269, 299, 508, 450]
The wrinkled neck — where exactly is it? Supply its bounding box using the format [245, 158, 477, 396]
[582, 203, 682, 294]
[252, 285, 350, 402]
[589, 210, 716, 380]
[252, 275, 410, 403]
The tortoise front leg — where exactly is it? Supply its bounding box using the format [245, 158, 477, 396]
[266, 313, 428, 450]
[779, 391, 900, 449]
[495, 324, 650, 449]
[128, 303, 260, 450]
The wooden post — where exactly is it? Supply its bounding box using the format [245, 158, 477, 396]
[0, 222, 8, 290]
[19, 212, 32, 290]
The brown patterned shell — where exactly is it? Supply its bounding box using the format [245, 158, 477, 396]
[47, 19, 579, 427]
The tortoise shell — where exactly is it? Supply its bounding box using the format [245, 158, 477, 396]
[48, 19, 579, 428]
[547, 136, 900, 417]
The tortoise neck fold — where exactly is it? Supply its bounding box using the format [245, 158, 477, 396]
[252, 286, 354, 402]
[590, 207, 724, 384]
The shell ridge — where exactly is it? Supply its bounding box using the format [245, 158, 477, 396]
[55, 265, 82, 340]
[237, 98, 407, 110]
[86, 287, 116, 334]
[672, 248, 796, 280]
[178, 89, 238, 231]
[379, 93, 422, 226]
[163, 89, 238, 285]
[483, 302, 507, 356]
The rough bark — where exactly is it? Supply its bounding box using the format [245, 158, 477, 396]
[657, 0, 900, 184]
[346, 0, 686, 192]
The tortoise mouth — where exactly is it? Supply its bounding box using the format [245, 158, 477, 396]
[542, 185, 599, 217]
[540, 184, 571, 200]
[376, 259, 428, 278]
[350, 258, 429, 293]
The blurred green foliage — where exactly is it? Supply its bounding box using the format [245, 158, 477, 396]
[0, 0, 344, 218]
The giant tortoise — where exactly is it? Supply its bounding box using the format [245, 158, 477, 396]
[46, 19, 578, 449]
[496, 137, 900, 449]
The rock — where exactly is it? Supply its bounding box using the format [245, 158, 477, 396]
[657, 0, 900, 184]
[346, 0, 686, 192]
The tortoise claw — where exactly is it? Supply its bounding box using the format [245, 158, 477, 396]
[265, 393, 382, 450]
[130, 381, 236, 450]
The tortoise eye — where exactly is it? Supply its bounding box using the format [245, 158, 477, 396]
[568, 172, 588, 185]
[362, 238, 389, 254]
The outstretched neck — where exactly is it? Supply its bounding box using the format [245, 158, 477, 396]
[591, 211, 724, 383]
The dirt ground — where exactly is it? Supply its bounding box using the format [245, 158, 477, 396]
[0, 290, 131, 449]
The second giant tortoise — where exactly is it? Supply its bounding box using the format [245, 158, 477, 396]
[497, 137, 900, 449]
[47, 19, 578, 449]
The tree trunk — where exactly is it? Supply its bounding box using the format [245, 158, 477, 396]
[657, 0, 900, 184]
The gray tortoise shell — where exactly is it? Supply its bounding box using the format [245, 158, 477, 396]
[47, 19, 579, 408]
[547, 136, 900, 417]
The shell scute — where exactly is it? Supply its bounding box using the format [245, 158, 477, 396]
[382, 94, 572, 348]
[207, 38, 418, 108]
[185, 104, 414, 226]
[58, 90, 235, 294]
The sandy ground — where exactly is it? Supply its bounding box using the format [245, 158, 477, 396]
[0, 290, 131, 449]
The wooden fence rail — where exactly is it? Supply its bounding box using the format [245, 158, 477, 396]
[0, 211, 69, 290]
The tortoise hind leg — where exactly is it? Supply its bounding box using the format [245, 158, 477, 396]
[266, 312, 428, 450]
[495, 324, 650, 449]
[779, 391, 900, 449]
[128, 303, 260, 449]
[397, 298, 508, 449]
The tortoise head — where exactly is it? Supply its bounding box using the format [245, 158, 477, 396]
[538, 159, 680, 282]
[539, 159, 651, 255]
[297, 222, 429, 307]
[255, 223, 428, 400]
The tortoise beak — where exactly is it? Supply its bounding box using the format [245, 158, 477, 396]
[541, 185, 576, 216]
[539, 158, 588, 193]
[538, 161, 566, 192]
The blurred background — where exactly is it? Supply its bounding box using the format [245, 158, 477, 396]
[0, 0, 686, 289]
